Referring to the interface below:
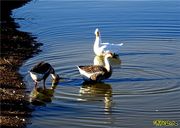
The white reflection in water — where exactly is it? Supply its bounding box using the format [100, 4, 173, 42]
[79, 82, 112, 112]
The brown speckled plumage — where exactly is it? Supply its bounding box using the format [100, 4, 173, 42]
[78, 65, 112, 82]
[77, 53, 113, 82]
[78, 65, 107, 73]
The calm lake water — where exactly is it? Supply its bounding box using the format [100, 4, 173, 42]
[13, 1, 180, 128]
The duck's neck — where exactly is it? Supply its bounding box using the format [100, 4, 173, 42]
[94, 35, 101, 49]
[104, 56, 112, 72]
[51, 73, 57, 80]
[50, 68, 58, 80]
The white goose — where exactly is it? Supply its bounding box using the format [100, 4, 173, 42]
[77, 53, 113, 83]
[94, 28, 123, 57]
[29, 61, 59, 89]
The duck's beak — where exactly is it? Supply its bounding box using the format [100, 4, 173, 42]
[96, 32, 100, 37]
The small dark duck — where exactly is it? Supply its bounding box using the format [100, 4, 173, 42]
[29, 61, 59, 89]
[77, 53, 113, 83]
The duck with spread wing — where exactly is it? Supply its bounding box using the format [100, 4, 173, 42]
[94, 28, 123, 57]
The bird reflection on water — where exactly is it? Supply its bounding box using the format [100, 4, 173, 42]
[29, 79, 59, 106]
[79, 82, 112, 111]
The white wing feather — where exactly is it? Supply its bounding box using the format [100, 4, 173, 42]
[100, 42, 123, 54]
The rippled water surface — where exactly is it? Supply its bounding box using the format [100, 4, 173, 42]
[13, 1, 180, 128]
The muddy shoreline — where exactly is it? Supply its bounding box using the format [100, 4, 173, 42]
[1, 1, 42, 127]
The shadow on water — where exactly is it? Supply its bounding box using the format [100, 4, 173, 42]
[79, 82, 112, 111]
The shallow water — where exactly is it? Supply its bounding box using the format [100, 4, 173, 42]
[13, 1, 180, 128]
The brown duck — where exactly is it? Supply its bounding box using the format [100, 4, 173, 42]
[77, 53, 113, 82]
[29, 61, 59, 89]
